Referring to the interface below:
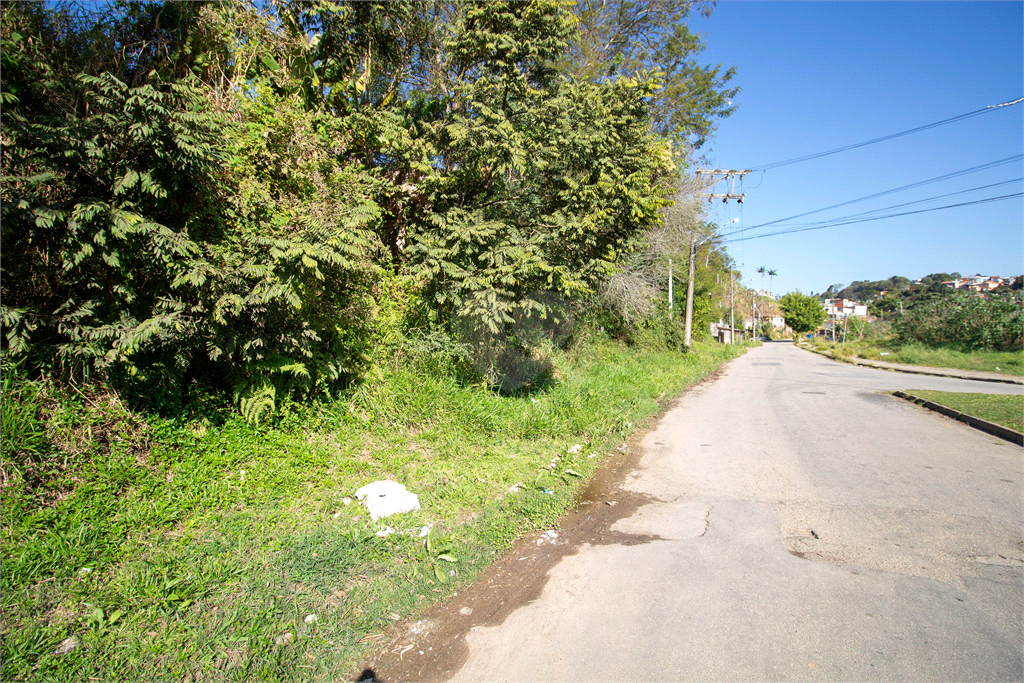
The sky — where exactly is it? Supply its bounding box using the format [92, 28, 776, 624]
[688, 1, 1023, 297]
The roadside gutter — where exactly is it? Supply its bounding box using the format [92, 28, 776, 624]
[892, 390, 1024, 446]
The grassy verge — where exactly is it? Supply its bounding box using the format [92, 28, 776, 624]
[800, 338, 1022, 376]
[1, 337, 746, 682]
[902, 391, 1024, 433]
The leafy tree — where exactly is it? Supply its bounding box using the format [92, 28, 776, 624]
[1, 66, 227, 378]
[564, 0, 738, 148]
[398, 2, 670, 330]
[1, 3, 381, 416]
[778, 292, 826, 334]
[2, 0, 742, 411]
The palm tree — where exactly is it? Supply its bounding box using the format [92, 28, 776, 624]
[768, 269, 777, 296]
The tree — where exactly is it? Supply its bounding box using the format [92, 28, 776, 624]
[778, 291, 826, 334]
[563, 0, 739, 149]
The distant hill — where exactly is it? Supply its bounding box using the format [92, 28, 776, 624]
[817, 274, 960, 302]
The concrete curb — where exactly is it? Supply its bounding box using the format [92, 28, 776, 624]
[892, 391, 1024, 446]
[793, 343, 1024, 386]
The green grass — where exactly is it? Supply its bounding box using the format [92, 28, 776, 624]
[903, 391, 1024, 433]
[802, 338, 1022, 376]
[1, 336, 747, 682]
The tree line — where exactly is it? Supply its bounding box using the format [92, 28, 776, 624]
[1, 0, 740, 415]
[780, 273, 1022, 352]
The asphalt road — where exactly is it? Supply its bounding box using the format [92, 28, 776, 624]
[445, 341, 1024, 682]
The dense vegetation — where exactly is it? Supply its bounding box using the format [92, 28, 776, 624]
[891, 289, 1022, 352]
[2, 3, 753, 680]
[810, 272, 1022, 356]
[1, 0, 740, 415]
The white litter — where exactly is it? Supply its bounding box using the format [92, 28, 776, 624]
[342, 497, 352, 505]
[375, 526, 395, 537]
[568, 444, 583, 454]
[54, 637, 79, 655]
[304, 614, 318, 624]
[355, 480, 421, 521]
[537, 530, 560, 545]
[419, 524, 433, 537]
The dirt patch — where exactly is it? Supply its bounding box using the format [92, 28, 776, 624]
[357, 364, 729, 682]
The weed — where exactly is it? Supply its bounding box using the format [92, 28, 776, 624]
[1, 338, 745, 682]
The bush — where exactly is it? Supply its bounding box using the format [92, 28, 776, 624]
[893, 290, 1022, 352]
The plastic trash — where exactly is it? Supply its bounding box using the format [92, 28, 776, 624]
[355, 480, 421, 521]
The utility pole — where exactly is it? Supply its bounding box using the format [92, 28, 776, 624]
[696, 169, 752, 203]
[668, 259, 673, 320]
[729, 272, 735, 345]
[684, 241, 696, 346]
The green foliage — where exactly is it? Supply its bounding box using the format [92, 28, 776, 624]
[1, 67, 225, 376]
[778, 291, 827, 334]
[893, 289, 1023, 352]
[396, 3, 670, 334]
[1, 337, 746, 681]
[1, 8, 380, 412]
[0, 360, 50, 482]
[2, 0, 740, 417]
[566, 0, 739, 148]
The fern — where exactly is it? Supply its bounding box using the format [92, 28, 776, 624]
[235, 379, 277, 425]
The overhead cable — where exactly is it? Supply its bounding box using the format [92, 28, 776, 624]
[778, 177, 1023, 227]
[718, 154, 1023, 240]
[749, 97, 1024, 171]
[722, 193, 1023, 244]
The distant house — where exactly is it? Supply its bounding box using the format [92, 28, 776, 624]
[943, 275, 1010, 292]
[824, 298, 867, 318]
[710, 322, 746, 344]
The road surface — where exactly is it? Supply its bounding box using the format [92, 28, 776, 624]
[371, 341, 1023, 682]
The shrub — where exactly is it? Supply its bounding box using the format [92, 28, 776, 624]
[893, 290, 1022, 352]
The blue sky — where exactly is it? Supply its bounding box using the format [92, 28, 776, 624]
[688, 1, 1023, 297]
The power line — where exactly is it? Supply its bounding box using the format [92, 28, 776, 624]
[785, 177, 1022, 227]
[721, 174, 1024, 240]
[749, 97, 1024, 171]
[722, 193, 1023, 244]
[719, 154, 1023, 239]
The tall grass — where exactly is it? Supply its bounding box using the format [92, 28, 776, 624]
[886, 343, 1022, 375]
[1, 336, 745, 682]
[805, 337, 1022, 375]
